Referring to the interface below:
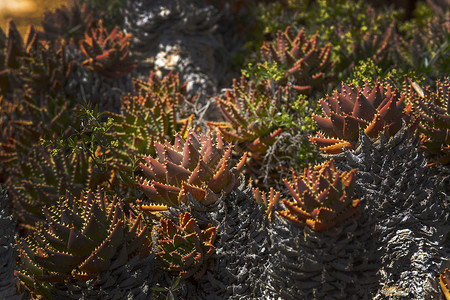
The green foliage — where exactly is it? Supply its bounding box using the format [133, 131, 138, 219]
[348, 58, 383, 87]
[399, 2, 435, 37]
[242, 61, 287, 83]
[40, 104, 121, 195]
[152, 276, 182, 300]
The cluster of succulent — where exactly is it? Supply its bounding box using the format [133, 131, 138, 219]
[411, 78, 450, 165]
[80, 20, 136, 78]
[106, 71, 193, 173]
[156, 212, 216, 279]
[17, 189, 151, 298]
[279, 159, 360, 231]
[207, 76, 289, 158]
[39, 2, 94, 43]
[260, 26, 336, 94]
[6, 145, 113, 228]
[137, 130, 246, 210]
[0, 0, 449, 299]
[394, 14, 449, 80]
[309, 80, 410, 154]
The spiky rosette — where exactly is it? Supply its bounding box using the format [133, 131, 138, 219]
[0, 185, 22, 299]
[262, 158, 377, 298]
[441, 268, 450, 300]
[39, 2, 93, 43]
[333, 126, 449, 299]
[6, 145, 114, 227]
[309, 80, 409, 154]
[106, 71, 193, 173]
[207, 76, 288, 159]
[18, 26, 76, 97]
[411, 78, 450, 165]
[345, 22, 396, 71]
[156, 212, 215, 279]
[0, 20, 26, 95]
[260, 26, 336, 93]
[0, 92, 81, 185]
[137, 130, 246, 211]
[394, 15, 449, 80]
[80, 20, 136, 78]
[279, 159, 360, 231]
[17, 189, 151, 298]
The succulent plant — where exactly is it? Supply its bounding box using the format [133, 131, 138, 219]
[161, 183, 273, 299]
[0, 92, 81, 188]
[260, 26, 336, 93]
[39, 2, 94, 43]
[156, 212, 216, 279]
[411, 78, 450, 165]
[394, 15, 449, 80]
[346, 22, 396, 72]
[207, 76, 289, 158]
[137, 130, 247, 211]
[0, 20, 26, 95]
[18, 26, 76, 97]
[440, 268, 450, 300]
[80, 20, 136, 78]
[106, 71, 193, 173]
[6, 145, 113, 227]
[279, 159, 360, 231]
[333, 126, 449, 299]
[17, 189, 151, 298]
[0, 185, 22, 299]
[309, 80, 410, 154]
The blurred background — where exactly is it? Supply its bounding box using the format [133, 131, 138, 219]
[0, 0, 70, 36]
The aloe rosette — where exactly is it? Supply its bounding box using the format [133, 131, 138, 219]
[411, 78, 450, 165]
[260, 26, 336, 93]
[279, 159, 360, 231]
[17, 189, 151, 298]
[137, 130, 246, 212]
[156, 212, 216, 279]
[309, 80, 410, 154]
[106, 71, 193, 173]
[80, 20, 136, 78]
[207, 77, 288, 158]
